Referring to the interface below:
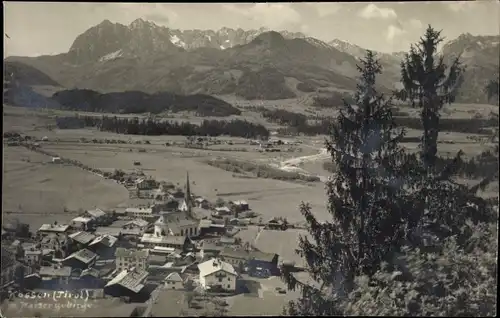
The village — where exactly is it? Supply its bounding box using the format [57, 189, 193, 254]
[1, 158, 310, 317]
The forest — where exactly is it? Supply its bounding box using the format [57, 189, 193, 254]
[55, 115, 270, 139]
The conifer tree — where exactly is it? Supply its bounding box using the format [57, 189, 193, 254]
[397, 25, 464, 169]
[282, 51, 410, 315]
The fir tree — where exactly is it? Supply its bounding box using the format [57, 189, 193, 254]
[397, 25, 464, 169]
[282, 51, 410, 315]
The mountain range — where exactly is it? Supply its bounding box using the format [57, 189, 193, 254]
[5, 18, 499, 105]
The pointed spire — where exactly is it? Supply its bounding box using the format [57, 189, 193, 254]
[185, 171, 192, 216]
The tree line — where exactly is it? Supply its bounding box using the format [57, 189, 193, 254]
[282, 26, 498, 317]
[55, 115, 270, 139]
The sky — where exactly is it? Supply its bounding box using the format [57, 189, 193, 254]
[3, 1, 500, 57]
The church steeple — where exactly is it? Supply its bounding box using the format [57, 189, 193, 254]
[185, 171, 192, 215]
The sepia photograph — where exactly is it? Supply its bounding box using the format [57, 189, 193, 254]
[2, 1, 499, 317]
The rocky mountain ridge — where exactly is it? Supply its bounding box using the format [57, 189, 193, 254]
[5, 19, 499, 104]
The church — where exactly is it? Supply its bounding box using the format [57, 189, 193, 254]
[140, 172, 199, 248]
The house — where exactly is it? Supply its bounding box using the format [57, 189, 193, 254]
[62, 249, 97, 270]
[265, 218, 288, 231]
[70, 217, 94, 231]
[151, 200, 179, 213]
[115, 248, 149, 272]
[24, 248, 42, 266]
[83, 208, 109, 225]
[104, 267, 149, 300]
[125, 207, 155, 220]
[87, 234, 118, 259]
[135, 178, 157, 190]
[78, 268, 106, 289]
[247, 251, 279, 276]
[39, 265, 71, 288]
[219, 248, 249, 270]
[52, 157, 61, 163]
[214, 206, 231, 217]
[164, 272, 184, 290]
[68, 231, 96, 249]
[229, 200, 249, 211]
[1, 246, 17, 289]
[194, 197, 209, 209]
[37, 224, 71, 237]
[148, 254, 168, 267]
[197, 258, 237, 292]
[40, 233, 70, 258]
[200, 242, 224, 260]
[140, 234, 190, 252]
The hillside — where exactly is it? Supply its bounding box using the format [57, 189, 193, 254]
[51, 89, 241, 116]
[4, 19, 499, 103]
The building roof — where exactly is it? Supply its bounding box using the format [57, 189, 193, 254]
[215, 206, 231, 213]
[80, 267, 101, 278]
[1, 246, 16, 271]
[195, 197, 207, 203]
[120, 228, 142, 236]
[115, 248, 149, 259]
[253, 229, 310, 268]
[105, 267, 148, 293]
[165, 272, 183, 282]
[86, 208, 106, 218]
[219, 236, 236, 244]
[231, 200, 248, 206]
[148, 254, 168, 265]
[140, 234, 187, 246]
[202, 242, 224, 252]
[69, 231, 96, 245]
[198, 258, 237, 277]
[64, 248, 97, 264]
[72, 216, 93, 224]
[38, 224, 70, 232]
[199, 219, 212, 228]
[95, 227, 122, 237]
[220, 248, 250, 260]
[125, 207, 153, 214]
[39, 266, 72, 277]
[89, 234, 118, 248]
[124, 219, 149, 228]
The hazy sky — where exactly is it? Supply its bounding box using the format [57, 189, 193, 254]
[3, 1, 499, 57]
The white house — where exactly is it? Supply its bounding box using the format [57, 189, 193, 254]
[164, 272, 184, 290]
[115, 248, 149, 272]
[197, 258, 237, 292]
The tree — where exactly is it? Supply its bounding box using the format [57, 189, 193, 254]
[484, 78, 499, 104]
[282, 51, 411, 315]
[341, 222, 497, 316]
[397, 25, 464, 168]
[215, 198, 225, 208]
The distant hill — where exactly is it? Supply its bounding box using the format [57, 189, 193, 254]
[51, 89, 241, 116]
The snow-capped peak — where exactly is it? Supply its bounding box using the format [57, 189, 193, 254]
[99, 49, 123, 62]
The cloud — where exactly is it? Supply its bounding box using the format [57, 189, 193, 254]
[386, 24, 406, 43]
[409, 18, 423, 29]
[446, 1, 477, 12]
[223, 3, 302, 30]
[308, 3, 343, 18]
[112, 3, 178, 25]
[358, 4, 397, 19]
